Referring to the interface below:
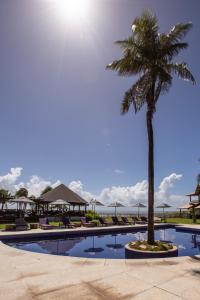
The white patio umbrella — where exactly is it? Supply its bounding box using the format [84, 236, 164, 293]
[90, 199, 104, 217]
[8, 197, 35, 210]
[108, 202, 125, 216]
[50, 199, 70, 217]
[132, 202, 146, 218]
[156, 203, 171, 219]
[50, 199, 70, 206]
[50, 199, 70, 212]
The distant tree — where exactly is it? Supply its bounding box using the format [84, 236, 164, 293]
[0, 189, 11, 209]
[0, 189, 10, 199]
[41, 186, 52, 196]
[107, 10, 195, 244]
[15, 188, 28, 197]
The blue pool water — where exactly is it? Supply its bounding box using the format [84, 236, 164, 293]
[5, 228, 200, 259]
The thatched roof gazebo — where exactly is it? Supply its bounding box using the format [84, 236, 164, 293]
[184, 184, 200, 222]
[34, 184, 88, 214]
[186, 184, 200, 203]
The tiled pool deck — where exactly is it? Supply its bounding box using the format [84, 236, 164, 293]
[0, 224, 200, 300]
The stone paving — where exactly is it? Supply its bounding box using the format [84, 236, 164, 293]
[0, 225, 200, 300]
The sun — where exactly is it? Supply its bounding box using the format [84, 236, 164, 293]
[53, 0, 89, 23]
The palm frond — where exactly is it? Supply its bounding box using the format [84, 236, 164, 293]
[121, 74, 151, 114]
[159, 42, 188, 60]
[115, 37, 135, 48]
[165, 23, 193, 43]
[167, 63, 196, 84]
[133, 10, 159, 40]
[106, 56, 144, 76]
[154, 80, 172, 103]
[106, 11, 195, 115]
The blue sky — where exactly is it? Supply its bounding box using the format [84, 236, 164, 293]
[0, 0, 199, 203]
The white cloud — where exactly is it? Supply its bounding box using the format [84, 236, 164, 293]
[0, 167, 22, 192]
[68, 173, 185, 207]
[68, 180, 94, 201]
[15, 176, 61, 197]
[98, 180, 148, 205]
[155, 173, 183, 205]
[0, 167, 60, 197]
[0, 167, 186, 207]
[114, 169, 124, 175]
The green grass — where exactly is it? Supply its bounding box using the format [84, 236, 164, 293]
[49, 221, 60, 227]
[166, 218, 200, 224]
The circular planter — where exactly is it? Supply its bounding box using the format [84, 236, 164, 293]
[125, 242, 178, 259]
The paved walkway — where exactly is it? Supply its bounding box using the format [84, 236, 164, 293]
[0, 225, 200, 300]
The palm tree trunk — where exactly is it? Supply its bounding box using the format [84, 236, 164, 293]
[147, 108, 155, 244]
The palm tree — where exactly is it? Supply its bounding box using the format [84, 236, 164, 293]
[41, 186, 52, 196]
[107, 10, 195, 244]
[15, 188, 28, 198]
[0, 189, 11, 210]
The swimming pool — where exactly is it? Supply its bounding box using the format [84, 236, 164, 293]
[4, 228, 200, 259]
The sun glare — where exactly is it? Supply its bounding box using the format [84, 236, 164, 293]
[53, 0, 89, 24]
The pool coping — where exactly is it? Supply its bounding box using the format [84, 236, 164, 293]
[0, 223, 174, 241]
[1, 224, 200, 299]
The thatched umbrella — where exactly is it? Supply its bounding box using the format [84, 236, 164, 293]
[132, 202, 146, 218]
[156, 203, 171, 219]
[108, 202, 125, 216]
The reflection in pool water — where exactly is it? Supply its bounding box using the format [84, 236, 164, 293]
[5, 228, 200, 259]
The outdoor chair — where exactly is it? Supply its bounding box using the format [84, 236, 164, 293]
[99, 217, 113, 226]
[154, 217, 162, 223]
[61, 216, 76, 228]
[80, 217, 95, 227]
[39, 218, 54, 230]
[121, 216, 134, 225]
[15, 218, 28, 231]
[111, 216, 125, 225]
[131, 216, 146, 224]
[140, 216, 148, 223]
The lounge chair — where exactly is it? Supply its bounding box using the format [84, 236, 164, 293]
[140, 216, 148, 223]
[62, 216, 76, 228]
[15, 218, 28, 231]
[80, 217, 95, 227]
[99, 217, 113, 226]
[131, 216, 146, 224]
[39, 218, 54, 230]
[154, 217, 162, 223]
[121, 216, 134, 225]
[111, 216, 124, 225]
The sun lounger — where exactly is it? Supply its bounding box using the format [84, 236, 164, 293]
[111, 216, 125, 225]
[154, 217, 162, 223]
[62, 216, 76, 228]
[39, 218, 54, 230]
[15, 218, 28, 231]
[99, 217, 113, 226]
[131, 216, 146, 224]
[140, 216, 148, 223]
[80, 217, 95, 227]
[121, 216, 134, 225]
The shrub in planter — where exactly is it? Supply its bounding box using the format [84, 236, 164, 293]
[85, 211, 100, 221]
